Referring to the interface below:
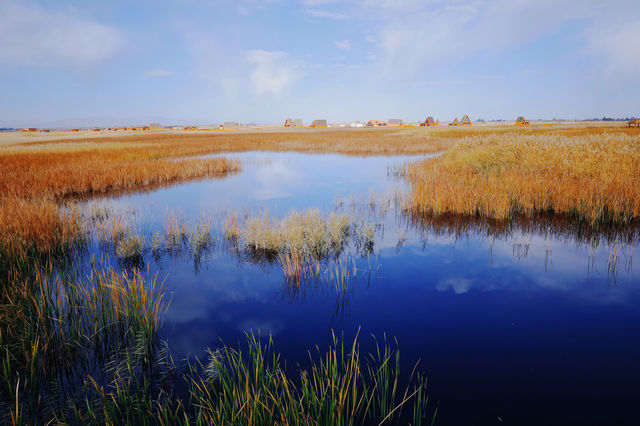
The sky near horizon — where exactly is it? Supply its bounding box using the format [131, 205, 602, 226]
[0, 0, 639, 127]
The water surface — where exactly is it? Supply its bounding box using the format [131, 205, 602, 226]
[81, 151, 640, 426]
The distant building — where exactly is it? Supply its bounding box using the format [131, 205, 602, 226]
[222, 122, 238, 130]
[311, 119, 328, 128]
[284, 118, 304, 127]
[448, 118, 459, 126]
[183, 126, 197, 131]
[628, 118, 640, 128]
[460, 115, 472, 126]
[387, 119, 405, 127]
[350, 121, 364, 128]
[149, 123, 162, 129]
[515, 116, 530, 126]
[420, 117, 436, 127]
[366, 120, 386, 127]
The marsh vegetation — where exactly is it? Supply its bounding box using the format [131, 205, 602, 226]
[406, 132, 640, 226]
[1, 125, 639, 424]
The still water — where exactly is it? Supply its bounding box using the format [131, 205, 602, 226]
[81, 152, 640, 426]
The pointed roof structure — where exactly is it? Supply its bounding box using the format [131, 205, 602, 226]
[460, 115, 472, 126]
[284, 118, 294, 127]
[515, 116, 530, 126]
[448, 118, 459, 126]
[420, 116, 436, 126]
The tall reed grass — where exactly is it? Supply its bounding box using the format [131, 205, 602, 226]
[0, 265, 165, 423]
[406, 132, 640, 227]
[226, 209, 369, 281]
[0, 137, 239, 268]
[188, 332, 435, 426]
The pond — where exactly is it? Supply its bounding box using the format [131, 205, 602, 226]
[79, 151, 640, 426]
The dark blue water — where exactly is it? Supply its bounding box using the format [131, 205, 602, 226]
[80, 152, 640, 425]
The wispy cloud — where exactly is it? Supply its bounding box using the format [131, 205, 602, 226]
[246, 50, 299, 96]
[178, 24, 242, 99]
[583, 15, 640, 82]
[333, 39, 351, 51]
[0, 0, 123, 68]
[306, 8, 348, 20]
[144, 69, 174, 77]
[365, 0, 606, 77]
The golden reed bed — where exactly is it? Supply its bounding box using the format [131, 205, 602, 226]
[0, 125, 637, 257]
[406, 131, 640, 226]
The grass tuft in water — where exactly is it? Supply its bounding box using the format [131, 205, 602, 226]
[189, 331, 435, 425]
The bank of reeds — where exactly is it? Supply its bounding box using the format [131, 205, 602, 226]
[0, 138, 239, 268]
[0, 151, 240, 201]
[0, 198, 84, 280]
[227, 209, 365, 281]
[189, 332, 434, 425]
[0, 265, 165, 423]
[406, 132, 640, 227]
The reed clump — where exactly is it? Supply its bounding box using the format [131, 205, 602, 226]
[0, 197, 84, 271]
[0, 151, 241, 201]
[46, 332, 435, 425]
[188, 332, 435, 426]
[0, 265, 165, 423]
[229, 209, 357, 280]
[115, 230, 145, 264]
[406, 132, 640, 227]
[0, 138, 239, 265]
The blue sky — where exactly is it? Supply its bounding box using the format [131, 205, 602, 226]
[0, 0, 638, 127]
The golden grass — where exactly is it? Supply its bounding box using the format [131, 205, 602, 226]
[1, 125, 634, 260]
[3, 125, 633, 201]
[0, 134, 240, 261]
[1, 265, 165, 422]
[406, 131, 640, 226]
[0, 154, 240, 200]
[0, 197, 83, 259]
[1, 127, 453, 155]
[222, 208, 381, 283]
[223, 209, 353, 279]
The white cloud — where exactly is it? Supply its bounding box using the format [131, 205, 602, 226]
[306, 8, 348, 20]
[583, 16, 640, 82]
[333, 39, 351, 51]
[0, 0, 123, 68]
[178, 24, 242, 99]
[360, 0, 636, 80]
[247, 50, 299, 96]
[436, 278, 473, 295]
[144, 69, 174, 77]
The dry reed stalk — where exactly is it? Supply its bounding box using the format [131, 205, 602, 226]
[406, 132, 640, 226]
[0, 197, 82, 258]
[0, 155, 241, 200]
